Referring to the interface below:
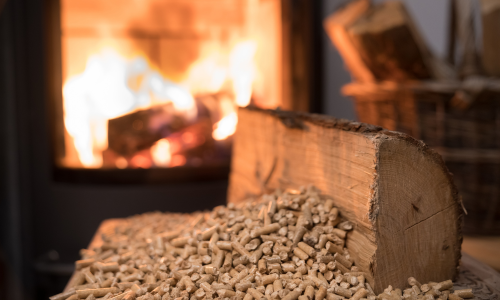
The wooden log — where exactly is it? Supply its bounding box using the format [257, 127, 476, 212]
[107, 103, 189, 157]
[480, 0, 500, 77]
[104, 117, 215, 168]
[227, 107, 463, 293]
[107, 103, 212, 158]
[323, 0, 375, 83]
[345, 1, 434, 81]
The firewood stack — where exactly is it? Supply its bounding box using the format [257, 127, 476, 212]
[324, 0, 500, 234]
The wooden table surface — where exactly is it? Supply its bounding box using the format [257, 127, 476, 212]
[65, 219, 500, 299]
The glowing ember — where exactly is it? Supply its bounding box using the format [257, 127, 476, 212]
[115, 157, 128, 169]
[212, 112, 238, 141]
[62, 40, 258, 168]
[151, 139, 172, 167]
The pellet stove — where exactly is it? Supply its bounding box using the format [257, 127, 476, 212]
[0, 0, 323, 299]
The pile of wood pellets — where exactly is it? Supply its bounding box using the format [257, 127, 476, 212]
[51, 186, 474, 300]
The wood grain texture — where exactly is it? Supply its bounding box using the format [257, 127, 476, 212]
[228, 107, 462, 293]
[375, 138, 460, 291]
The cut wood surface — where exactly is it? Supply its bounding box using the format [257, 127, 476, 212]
[480, 0, 500, 77]
[345, 1, 433, 81]
[227, 107, 463, 293]
[323, 0, 375, 83]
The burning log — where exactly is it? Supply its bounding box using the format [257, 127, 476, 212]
[104, 116, 213, 168]
[228, 107, 462, 293]
[107, 103, 196, 157]
[105, 100, 218, 168]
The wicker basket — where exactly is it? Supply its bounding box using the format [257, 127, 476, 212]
[343, 80, 500, 234]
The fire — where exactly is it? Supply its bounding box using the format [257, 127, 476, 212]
[183, 41, 258, 143]
[230, 41, 257, 107]
[62, 40, 258, 168]
[150, 139, 171, 167]
[212, 112, 238, 141]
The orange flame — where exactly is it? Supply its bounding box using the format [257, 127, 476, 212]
[230, 41, 257, 107]
[212, 112, 237, 141]
[183, 40, 258, 141]
[63, 41, 258, 168]
[150, 139, 172, 167]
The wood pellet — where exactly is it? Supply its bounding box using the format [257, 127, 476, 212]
[51, 186, 474, 300]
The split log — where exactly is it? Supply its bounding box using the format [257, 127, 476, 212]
[323, 0, 375, 83]
[228, 107, 463, 293]
[103, 116, 213, 168]
[480, 0, 500, 77]
[345, 1, 434, 81]
[108, 104, 188, 157]
[107, 103, 211, 157]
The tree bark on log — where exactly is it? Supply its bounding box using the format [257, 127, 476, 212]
[228, 107, 463, 294]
